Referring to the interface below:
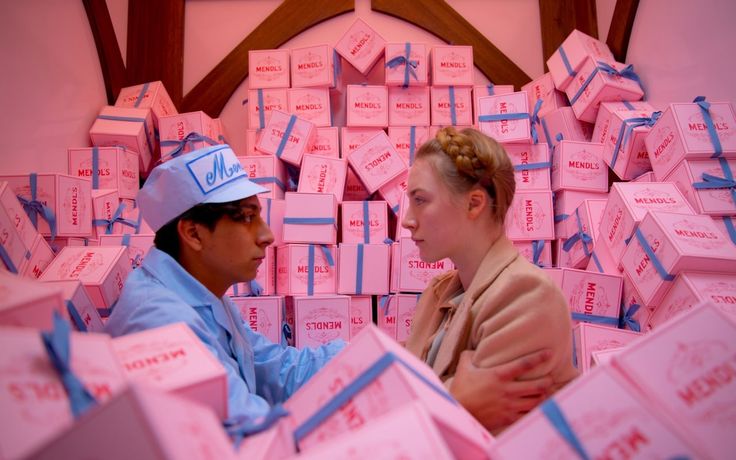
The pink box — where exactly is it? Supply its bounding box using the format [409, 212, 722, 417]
[283, 324, 493, 457]
[20, 233, 55, 280]
[0, 270, 64, 329]
[583, 229, 620, 275]
[259, 197, 285, 247]
[1, 174, 93, 237]
[158, 111, 218, 160]
[491, 365, 701, 459]
[112, 323, 228, 420]
[257, 110, 316, 166]
[0, 188, 34, 274]
[546, 29, 615, 91]
[38, 246, 131, 315]
[68, 146, 139, 199]
[346, 85, 389, 128]
[0, 327, 126, 460]
[431, 45, 474, 87]
[89, 106, 155, 173]
[340, 127, 385, 157]
[291, 44, 335, 88]
[348, 131, 408, 194]
[397, 237, 454, 293]
[652, 271, 736, 330]
[239, 155, 287, 200]
[377, 293, 398, 340]
[713, 215, 736, 246]
[90, 190, 127, 238]
[379, 169, 409, 215]
[334, 18, 386, 75]
[621, 211, 736, 307]
[247, 88, 289, 130]
[600, 182, 696, 265]
[388, 126, 431, 166]
[565, 57, 645, 123]
[477, 92, 531, 143]
[228, 246, 276, 297]
[666, 158, 736, 215]
[553, 190, 607, 237]
[42, 279, 105, 333]
[474, 84, 516, 125]
[430, 86, 473, 127]
[572, 322, 641, 373]
[632, 171, 656, 182]
[283, 192, 337, 245]
[341, 200, 389, 244]
[603, 109, 660, 180]
[541, 267, 563, 288]
[591, 100, 655, 145]
[388, 86, 431, 127]
[377, 294, 420, 344]
[245, 128, 263, 155]
[349, 295, 372, 339]
[512, 240, 553, 268]
[98, 233, 155, 270]
[644, 100, 736, 180]
[30, 383, 235, 460]
[308, 126, 340, 158]
[504, 143, 551, 191]
[286, 295, 350, 349]
[610, 303, 736, 459]
[551, 140, 608, 192]
[520, 73, 568, 119]
[249, 48, 290, 89]
[561, 267, 623, 328]
[337, 243, 390, 295]
[297, 155, 347, 201]
[288, 87, 331, 127]
[384, 42, 429, 87]
[620, 271, 654, 330]
[344, 167, 372, 202]
[504, 190, 555, 241]
[539, 106, 593, 151]
[114, 81, 177, 129]
[276, 244, 337, 295]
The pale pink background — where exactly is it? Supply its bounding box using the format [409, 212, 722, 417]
[1, 0, 735, 175]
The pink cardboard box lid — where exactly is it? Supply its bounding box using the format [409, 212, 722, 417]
[666, 158, 736, 216]
[287, 295, 350, 349]
[349, 295, 372, 339]
[572, 322, 641, 373]
[513, 240, 553, 268]
[288, 87, 332, 127]
[335, 18, 387, 75]
[378, 169, 409, 215]
[257, 110, 316, 167]
[0, 326, 126, 460]
[341, 200, 389, 244]
[276, 244, 337, 295]
[232, 296, 284, 345]
[297, 154, 347, 201]
[546, 29, 615, 91]
[601, 182, 696, 264]
[377, 294, 420, 344]
[431, 45, 474, 87]
[610, 302, 736, 459]
[291, 44, 335, 88]
[249, 48, 290, 89]
[282, 192, 337, 245]
[346, 84, 389, 128]
[337, 243, 391, 295]
[158, 111, 218, 159]
[551, 140, 608, 192]
[561, 267, 623, 328]
[90, 106, 156, 173]
[603, 109, 660, 180]
[259, 197, 285, 247]
[112, 322, 228, 420]
[388, 86, 431, 127]
[562, 200, 608, 270]
[98, 233, 155, 270]
[385, 42, 429, 87]
[90, 189, 127, 238]
[491, 364, 701, 459]
[520, 73, 568, 119]
[239, 155, 287, 200]
[38, 246, 131, 314]
[340, 127, 385, 157]
[539, 106, 593, 152]
[247, 88, 289, 130]
[644, 99, 736, 180]
[0, 270, 64, 329]
[397, 237, 454, 293]
[474, 84, 516, 126]
[19, 233, 55, 280]
[114, 81, 177, 126]
[347, 131, 407, 194]
[504, 190, 555, 241]
[621, 211, 736, 307]
[591, 100, 655, 145]
[41, 279, 105, 333]
[505, 142, 551, 191]
[430, 86, 473, 127]
[388, 125, 431, 166]
[29, 383, 236, 460]
[562, 197, 608, 244]
[308, 126, 340, 158]
[652, 271, 736, 330]
[477, 92, 531, 143]
[1, 173, 93, 238]
[67, 146, 140, 199]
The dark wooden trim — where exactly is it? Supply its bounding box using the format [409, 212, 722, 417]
[539, 0, 598, 67]
[181, 0, 355, 117]
[372, 0, 530, 88]
[574, 0, 598, 39]
[126, 0, 185, 108]
[606, 0, 640, 62]
[82, 0, 127, 104]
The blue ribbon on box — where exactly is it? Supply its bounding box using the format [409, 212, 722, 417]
[554, 213, 570, 223]
[293, 351, 457, 447]
[91, 147, 100, 189]
[569, 61, 643, 106]
[530, 99, 544, 145]
[610, 112, 662, 168]
[478, 112, 530, 123]
[283, 217, 336, 226]
[693, 96, 724, 158]
[362, 200, 371, 243]
[619, 302, 641, 332]
[332, 49, 342, 87]
[513, 161, 551, 172]
[486, 83, 495, 95]
[558, 46, 576, 78]
[449, 86, 458, 126]
[251, 176, 286, 192]
[275, 115, 298, 159]
[693, 157, 736, 206]
[225, 404, 290, 448]
[134, 82, 150, 108]
[541, 399, 591, 460]
[307, 244, 334, 296]
[356, 243, 365, 295]
[65, 300, 88, 332]
[571, 311, 619, 327]
[562, 209, 594, 256]
[121, 233, 131, 247]
[571, 334, 578, 368]
[160, 132, 219, 159]
[409, 126, 417, 165]
[93, 202, 138, 235]
[249, 280, 264, 297]
[379, 294, 391, 316]
[634, 228, 675, 281]
[385, 42, 419, 88]
[541, 117, 553, 150]
[96, 114, 154, 157]
[0, 244, 20, 273]
[17, 173, 57, 240]
[723, 216, 736, 244]
[264, 198, 272, 226]
[623, 100, 635, 110]
[257, 89, 266, 130]
[532, 240, 545, 267]
[41, 311, 98, 418]
[588, 250, 604, 273]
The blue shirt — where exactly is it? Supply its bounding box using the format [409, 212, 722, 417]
[105, 247, 344, 423]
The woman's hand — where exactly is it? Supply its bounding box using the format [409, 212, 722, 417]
[448, 348, 554, 433]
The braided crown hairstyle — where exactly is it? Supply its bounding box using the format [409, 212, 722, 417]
[415, 127, 516, 223]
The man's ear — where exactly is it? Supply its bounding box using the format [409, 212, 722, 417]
[177, 219, 204, 251]
[467, 188, 489, 219]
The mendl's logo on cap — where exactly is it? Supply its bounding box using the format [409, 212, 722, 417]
[186, 147, 245, 195]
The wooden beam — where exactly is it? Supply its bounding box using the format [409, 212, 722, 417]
[181, 0, 354, 117]
[372, 0, 530, 88]
[82, 0, 127, 104]
[126, 0, 185, 108]
[606, 0, 640, 62]
[539, 0, 598, 67]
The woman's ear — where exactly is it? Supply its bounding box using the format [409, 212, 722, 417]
[467, 188, 489, 219]
[177, 219, 204, 252]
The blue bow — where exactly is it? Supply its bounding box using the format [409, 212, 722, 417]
[619, 302, 641, 332]
[562, 209, 593, 257]
[17, 173, 57, 239]
[610, 112, 662, 168]
[693, 157, 736, 206]
[693, 96, 724, 157]
[530, 99, 544, 145]
[93, 202, 138, 235]
[532, 240, 545, 267]
[570, 61, 643, 106]
[160, 131, 218, 159]
[385, 42, 419, 88]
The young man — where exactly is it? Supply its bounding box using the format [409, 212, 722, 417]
[105, 145, 344, 426]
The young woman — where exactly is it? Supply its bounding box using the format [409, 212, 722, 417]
[402, 127, 578, 434]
